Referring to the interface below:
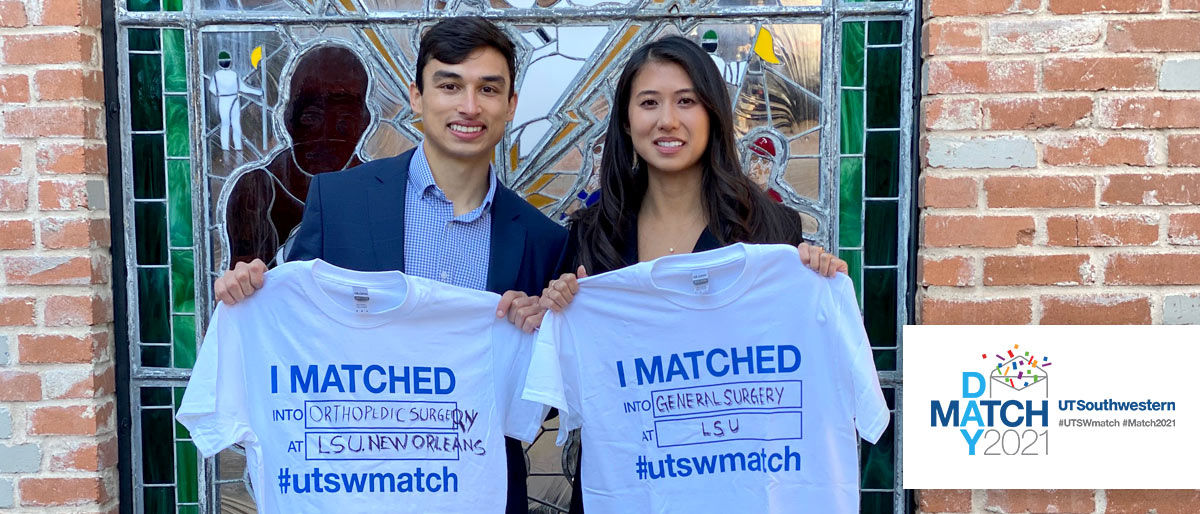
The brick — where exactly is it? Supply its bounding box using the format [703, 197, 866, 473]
[0, 144, 19, 174]
[918, 490, 972, 512]
[44, 294, 111, 326]
[926, 0, 1038, 16]
[983, 97, 1092, 130]
[0, 444, 41, 473]
[984, 254, 1091, 286]
[1164, 294, 1200, 324]
[987, 19, 1102, 54]
[0, 408, 10, 438]
[0, 32, 94, 65]
[925, 136, 1037, 169]
[0, 73, 29, 102]
[51, 437, 117, 471]
[1098, 96, 1200, 129]
[1168, 134, 1200, 166]
[985, 490, 1095, 513]
[0, 297, 35, 326]
[924, 21, 983, 55]
[3, 106, 103, 138]
[17, 333, 102, 363]
[1161, 58, 1200, 91]
[0, 478, 10, 508]
[37, 143, 107, 174]
[1106, 253, 1200, 285]
[1042, 295, 1151, 324]
[29, 404, 110, 436]
[34, 69, 104, 102]
[985, 176, 1094, 208]
[1046, 214, 1159, 247]
[45, 365, 114, 399]
[1044, 57, 1156, 91]
[0, 371, 40, 401]
[1107, 490, 1200, 514]
[923, 216, 1035, 247]
[0, 178, 28, 210]
[1171, 0, 1200, 10]
[921, 256, 974, 286]
[924, 98, 981, 131]
[1050, 0, 1158, 12]
[921, 176, 977, 208]
[18, 477, 107, 507]
[926, 60, 1037, 94]
[41, 0, 101, 26]
[0, 1, 26, 27]
[0, 219, 34, 249]
[0, 335, 7, 365]
[921, 298, 1033, 324]
[1168, 213, 1200, 245]
[5, 256, 94, 285]
[1043, 135, 1153, 167]
[38, 179, 90, 210]
[40, 217, 107, 249]
[1108, 19, 1200, 52]
[1102, 174, 1200, 205]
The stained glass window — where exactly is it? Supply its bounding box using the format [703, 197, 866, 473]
[112, 0, 914, 511]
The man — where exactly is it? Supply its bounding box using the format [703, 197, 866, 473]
[214, 18, 563, 514]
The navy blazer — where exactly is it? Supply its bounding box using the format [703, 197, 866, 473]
[285, 147, 567, 514]
[287, 148, 567, 297]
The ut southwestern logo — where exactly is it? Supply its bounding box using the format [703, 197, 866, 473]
[929, 346, 1054, 455]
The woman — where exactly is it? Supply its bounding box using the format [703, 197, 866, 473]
[538, 35, 847, 513]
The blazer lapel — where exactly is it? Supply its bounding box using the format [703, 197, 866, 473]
[366, 149, 416, 272]
[486, 186, 527, 294]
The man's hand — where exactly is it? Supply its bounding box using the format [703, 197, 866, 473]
[798, 243, 849, 277]
[497, 290, 545, 333]
[540, 266, 588, 313]
[214, 259, 267, 305]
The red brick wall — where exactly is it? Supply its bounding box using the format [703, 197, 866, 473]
[919, 0, 1200, 511]
[0, 0, 116, 509]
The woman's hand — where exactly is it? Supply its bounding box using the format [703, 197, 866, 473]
[798, 243, 849, 277]
[539, 266, 589, 312]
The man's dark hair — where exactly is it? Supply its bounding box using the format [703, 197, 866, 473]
[415, 17, 518, 98]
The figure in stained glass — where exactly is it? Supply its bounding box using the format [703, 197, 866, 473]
[209, 50, 264, 151]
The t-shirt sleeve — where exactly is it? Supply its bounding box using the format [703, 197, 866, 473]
[521, 311, 582, 446]
[831, 276, 890, 444]
[491, 320, 549, 443]
[176, 306, 257, 457]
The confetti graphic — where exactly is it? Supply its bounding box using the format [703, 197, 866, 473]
[988, 345, 1052, 393]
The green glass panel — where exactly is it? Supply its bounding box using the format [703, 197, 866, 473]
[132, 134, 165, 199]
[167, 160, 194, 247]
[142, 345, 169, 367]
[841, 22, 864, 87]
[866, 47, 901, 129]
[163, 0, 182, 11]
[874, 349, 896, 371]
[135, 202, 167, 265]
[839, 158, 863, 248]
[176, 441, 199, 503]
[172, 315, 196, 368]
[163, 30, 186, 92]
[174, 387, 191, 439]
[128, 0, 160, 11]
[140, 387, 171, 406]
[170, 250, 194, 313]
[864, 267, 897, 348]
[137, 267, 170, 345]
[864, 200, 898, 266]
[868, 20, 902, 45]
[128, 29, 160, 51]
[165, 97, 189, 157]
[882, 387, 896, 411]
[141, 409, 175, 483]
[839, 250, 862, 304]
[859, 416, 895, 490]
[865, 131, 899, 198]
[129, 54, 163, 132]
[144, 487, 176, 512]
[178, 506, 200, 514]
[840, 89, 864, 155]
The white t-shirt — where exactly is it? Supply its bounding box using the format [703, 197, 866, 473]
[177, 260, 545, 514]
[522, 243, 889, 514]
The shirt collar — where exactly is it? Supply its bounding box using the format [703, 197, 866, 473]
[410, 142, 498, 216]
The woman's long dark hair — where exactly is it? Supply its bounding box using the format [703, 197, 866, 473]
[571, 36, 806, 273]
